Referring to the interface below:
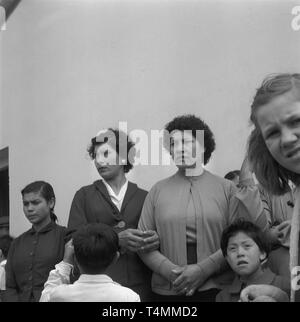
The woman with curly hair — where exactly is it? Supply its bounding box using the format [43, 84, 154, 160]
[138, 114, 256, 302]
[240, 73, 300, 302]
[67, 128, 159, 301]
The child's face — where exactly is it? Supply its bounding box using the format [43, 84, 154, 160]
[225, 232, 266, 278]
[256, 88, 300, 175]
[22, 192, 53, 227]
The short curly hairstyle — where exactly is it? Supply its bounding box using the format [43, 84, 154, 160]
[87, 128, 135, 173]
[164, 114, 216, 165]
[248, 73, 300, 195]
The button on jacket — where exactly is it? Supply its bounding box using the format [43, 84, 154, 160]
[67, 180, 151, 296]
[3, 221, 67, 302]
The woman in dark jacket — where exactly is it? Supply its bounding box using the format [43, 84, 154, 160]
[67, 128, 159, 301]
[4, 181, 67, 302]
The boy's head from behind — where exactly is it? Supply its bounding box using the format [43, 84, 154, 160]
[221, 220, 269, 278]
[73, 223, 119, 274]
[0, 235, 13, 262]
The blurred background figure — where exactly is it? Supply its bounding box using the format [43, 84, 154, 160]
[224, 170, 240, 187]
[68, 128, 158, 301]
[0, 235, 13, 301]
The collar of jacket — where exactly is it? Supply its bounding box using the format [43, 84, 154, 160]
[28, 220, 57, 235]
[93, 180, 139, 215]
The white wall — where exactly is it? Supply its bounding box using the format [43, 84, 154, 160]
[1, 0, 300, 236]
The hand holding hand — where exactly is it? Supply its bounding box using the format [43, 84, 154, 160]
[268, 221, 291, 244]
[118, 228, 146, 252]
[169, 266, 185, 283]
[139, 230, 160, 252]
[268, 225, 282, 244]
[276, 221, 291, 235]
[172, 264, 206, 296]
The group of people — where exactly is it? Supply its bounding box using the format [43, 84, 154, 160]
[0, 73, 300, 302]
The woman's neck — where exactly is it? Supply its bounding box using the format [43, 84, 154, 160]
[179, 163, 204, 177]
[105, 173, 127, 195]
[33, 216, 52, 232]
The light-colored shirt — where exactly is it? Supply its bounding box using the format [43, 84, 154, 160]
[40, 261, 140, 302]
[0, 260, 7, 290]
[102, 179, 128, 211]
[138, 170, 242, 295]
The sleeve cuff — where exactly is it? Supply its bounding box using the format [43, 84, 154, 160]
[158, 258, 177, 281]
[56, 261, 73, 276]
[197, 251, 227, 278]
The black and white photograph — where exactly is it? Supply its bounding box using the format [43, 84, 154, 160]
[0, 0, 300, 308]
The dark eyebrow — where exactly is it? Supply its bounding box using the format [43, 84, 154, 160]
[263, 125, 278, 138]
[228, 238, 254, 246]
[286, 114, 300, 122]
[241, 239, 254, 244]
[23, 198, 41, 203]
[227, 243, 237, 247]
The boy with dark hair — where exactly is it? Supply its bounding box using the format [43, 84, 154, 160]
[216, 220, 290, 302]
[40, 223, 140, 302]
[0, 235, 13, 293]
